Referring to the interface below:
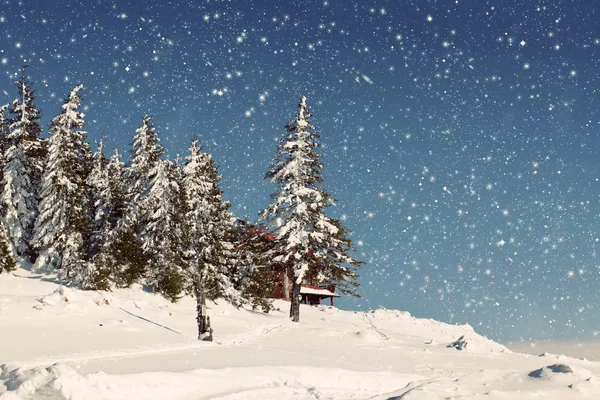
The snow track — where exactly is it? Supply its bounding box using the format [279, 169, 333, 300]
[219, 323, 287, 346]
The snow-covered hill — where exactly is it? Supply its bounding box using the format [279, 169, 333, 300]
[2, 270, 600, 399]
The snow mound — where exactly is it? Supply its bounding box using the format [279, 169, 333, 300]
[357, 307, 508, 354]
[366, 308, 412, 319]
[4, 272, 600, 399]
[37, 286, 74, 306]
[527, 363, 598, 392]
[535, 363, 574, 375]
[0, 363, 94, 400]
[529, 363, 577, 379]
[0, 363, 422, 400]
[351, 330, 387, 344]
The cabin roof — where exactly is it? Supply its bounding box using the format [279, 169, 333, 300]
[300, 285, 340, 297]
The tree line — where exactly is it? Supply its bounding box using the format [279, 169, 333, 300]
[0, 68, 361, 334]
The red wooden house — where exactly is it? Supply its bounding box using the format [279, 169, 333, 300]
[270, 271, 340, 306]
[236, 219, 341, 307]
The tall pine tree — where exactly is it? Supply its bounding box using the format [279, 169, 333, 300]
[110, 115, 165, 286]
[87, 138, 109, 259]
[0, 221, 17, 273]
[142, 158, 189, 302]
[32, 85, 94, 288]
[97, 149, 145, 287]
[126, 114, 164, 228]
[183, 138, 239, 339]
[236, 221, 276, 313]
[0, 103, 10, 148]
[0, 103, 10, 169]
[0, 104, 10, 217]
[259, 96, 361, 322]
[2, 67, 44, 260]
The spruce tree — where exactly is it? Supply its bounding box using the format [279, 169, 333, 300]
[142, 159, 189, 302]
[0, 104, 10, 151]
[0, 103, 10, 173]
[126, 114, 164, 228]
[87, 138, 109, 259]
[104, 149, 145, 287]
[183, 138, 239, 339]
[236, 222, 276, 313]
[12, 68, 46, 190]
[32, 85, 94, 288]
[2, 67, 43, 260]
[0, 104, 10, 217]
[259, 96, 361, 322]
[110, 115, 165, 286]
[0, 221, 17, 273]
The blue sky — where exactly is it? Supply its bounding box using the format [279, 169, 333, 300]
[2, 0, 600, 341]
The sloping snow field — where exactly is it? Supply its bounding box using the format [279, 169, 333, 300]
[2, 270, 600, 399]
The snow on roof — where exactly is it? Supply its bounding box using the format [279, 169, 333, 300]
[300, 286, 340, 297]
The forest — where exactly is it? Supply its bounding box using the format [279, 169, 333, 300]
[0, 68, 361, 337]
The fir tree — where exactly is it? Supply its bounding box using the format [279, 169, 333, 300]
[88, 146, 142, 289]
[85, 140, 117, 290]
[0, 221, 17, 273]
[0, 103, 10, 151]
[259, 96, 361, 322]
[126, 114, 163, 228]
[32, 85, 95, 288]
[183, 138, 239, 339]
[236, 222, 276, 313]
[106, 225, 147, 287]
[0, 103, 10, 167]
[2, 67, 43, 260]
[110, 115, 165, 286]
[0, 103, 10, 217]
[87, 138, 109, 259]
[104, 149, 145, 287]
[12, 68, 45, 188]
[142, 159, 189, 302]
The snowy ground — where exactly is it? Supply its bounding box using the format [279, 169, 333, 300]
[2, 271, 600, 399]
[506, 339, 600, 362]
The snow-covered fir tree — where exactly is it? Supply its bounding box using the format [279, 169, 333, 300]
[0, 103, 10, 143]
[84, 139, 115, 289]
[126, 114, 164, 227]
[2, 68, 44, 260]
[235, 220, 276, 313]
[142, 158, 189, 302]
[183, 138, 240, 339]
[108, 115, 165, 286]
[259, 96, 361, 322]
[0, 103, 10, 215]
[0, 221, 17, 273]
[10, 67, 46, 187]
[32, 85, 95, 288]
[87, 138, 109, 258]
[99, 150, 146, 287]
[91, 148, 136, 287]
[0, 103, 10, 163]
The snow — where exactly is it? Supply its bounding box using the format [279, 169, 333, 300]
[300, 286, 339, 297]
[2, 270, 600, 399]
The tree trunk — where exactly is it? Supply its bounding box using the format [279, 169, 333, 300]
[282, 267, 290, 299]
[194, 271, 213, 341]
[290, 281, 301, 322]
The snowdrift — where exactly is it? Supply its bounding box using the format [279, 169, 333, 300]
[2, 270, 600, 399]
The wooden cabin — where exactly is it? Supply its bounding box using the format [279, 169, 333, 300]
[235, 219, 341, 307]
[269, 269, 340, 306]
[299, 284, 340, 306]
